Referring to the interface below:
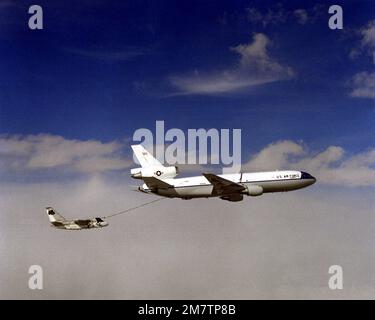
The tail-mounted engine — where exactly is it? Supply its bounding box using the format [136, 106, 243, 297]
[131, 166, 179, 179]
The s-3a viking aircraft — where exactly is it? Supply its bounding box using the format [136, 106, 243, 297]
[46, 207, 108, 230]
[131, 145, 316, 202]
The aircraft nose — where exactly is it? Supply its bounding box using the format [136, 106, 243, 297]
[301, 171, 316, 184]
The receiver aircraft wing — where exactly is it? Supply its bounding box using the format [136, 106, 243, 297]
[202, 173, 245, 195]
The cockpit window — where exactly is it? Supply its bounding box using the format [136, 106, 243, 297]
[96, 218, 103, 222]
[301, 171, 314, 179]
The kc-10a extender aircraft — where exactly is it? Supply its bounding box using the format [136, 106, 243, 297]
[131, 145, 316, 202]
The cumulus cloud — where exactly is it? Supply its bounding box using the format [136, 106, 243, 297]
[242, 140, 304, 171]
[2, 135, 374, 187]
[0, 134, 132, 174]
[243, 140, 375, 187]
[169, 33, 294, 95]
[350, 20, 375, 99]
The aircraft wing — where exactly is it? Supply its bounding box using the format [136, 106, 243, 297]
[143, 177, 173, 190]
[202, 173, 245, 195]
[74, 219, 91, 227]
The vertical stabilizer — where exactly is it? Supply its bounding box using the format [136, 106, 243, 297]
[131, 145, 163, 168]
[46, 207, 66, 222]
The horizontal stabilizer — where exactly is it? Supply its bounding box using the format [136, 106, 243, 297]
[143, 177, 173, 190]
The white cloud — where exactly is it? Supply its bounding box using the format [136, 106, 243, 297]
[350, 20, 375, 99]
[0, 134, 131, 174]
[2, 135, 374, 187]
[169, 33, 294, 95]
[243, 140, 375, 187]
[242, 140, 304, 171]
[231, 34, 280, 71]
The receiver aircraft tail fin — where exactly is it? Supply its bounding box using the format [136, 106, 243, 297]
[46, 207, 66, 222]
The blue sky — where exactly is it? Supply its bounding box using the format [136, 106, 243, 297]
[0, 0, 374, 162]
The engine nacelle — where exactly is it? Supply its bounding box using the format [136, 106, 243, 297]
[131, 166, 178, 179]
[244, 185, 263, 196]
